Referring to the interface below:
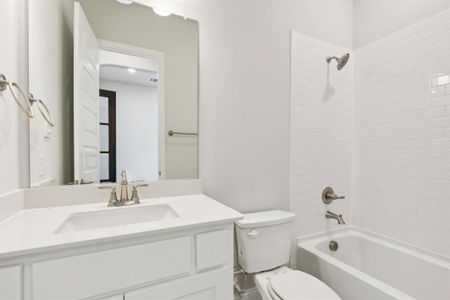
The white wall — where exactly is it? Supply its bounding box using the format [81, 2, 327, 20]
[100, 80, 159, 181]
[353, 9, 450, 257]
[28, 0, 74, 187]
[133, 0, 354, 212]
[354, 0, 450, 48]
[0, 0, 29, 195]
[289, 31, 353, 263]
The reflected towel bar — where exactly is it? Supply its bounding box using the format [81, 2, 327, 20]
[168, 130, 198, 136]
[28, 93, 55, 127]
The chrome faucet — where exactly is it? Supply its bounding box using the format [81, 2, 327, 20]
[325, 211, 346, 225]
[99, 170, 149, 207]
[119, 170, 129, 202]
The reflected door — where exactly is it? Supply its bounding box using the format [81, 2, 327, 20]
[73, 2, 100, 182]
[99, 89, 116, 182]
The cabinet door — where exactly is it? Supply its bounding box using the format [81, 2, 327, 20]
[0, 265, 22, 300]
[125, 268, 232, 300]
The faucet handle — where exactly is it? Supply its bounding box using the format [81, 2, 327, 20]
[322, 187, 345, 204]
[99, 185, 118, 207]
[130, 183, 149, 204]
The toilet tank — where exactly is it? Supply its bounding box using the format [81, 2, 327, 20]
[235, 210, 295, 274]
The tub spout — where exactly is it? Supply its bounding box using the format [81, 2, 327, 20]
[325, 211, 346, 225]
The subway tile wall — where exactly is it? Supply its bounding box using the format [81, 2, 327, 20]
[289, 31, 353, 262]
[353, 9, 450, 256]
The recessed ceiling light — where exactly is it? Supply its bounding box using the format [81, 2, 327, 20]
[115, 0, 133, 4]
[128, 68, 136, 74]
[153, 8, 171, 17]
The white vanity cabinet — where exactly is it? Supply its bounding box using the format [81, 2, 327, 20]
[7, 226, 234, 300]
[0, 194, 242, 300]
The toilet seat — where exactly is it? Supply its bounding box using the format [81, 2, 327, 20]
[268, 270, 340, 300]
[254, 267, 341, 300]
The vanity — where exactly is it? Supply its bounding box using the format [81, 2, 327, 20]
[0, 193, 241, 300]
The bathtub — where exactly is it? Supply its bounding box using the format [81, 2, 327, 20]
[297, 228, 450, 300]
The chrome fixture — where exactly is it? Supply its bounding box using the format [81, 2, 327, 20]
[130, 183, 149, 204]
[326, 53, 350, 71]
[28, 93, 55, 127]
[99, 170, 149, 207]
[322, 187, 345, 204]
[325, 211, 346, 225]
[329, 240, 339, 251]
[0, 74, 55, 126]
[119, 170, 130, 203]
[168, 130, 198, 137]
[99, 185, 119, 207]
[0, 74, 7, 92]
[0, 74, 34, 117]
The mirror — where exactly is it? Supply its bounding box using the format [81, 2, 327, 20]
[29, 0, 199, 186]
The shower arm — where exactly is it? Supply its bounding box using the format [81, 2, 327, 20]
[326, 56, 338, 63]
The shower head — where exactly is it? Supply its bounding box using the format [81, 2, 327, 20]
[326, 53, 350, 71]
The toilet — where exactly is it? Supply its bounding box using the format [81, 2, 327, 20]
[235, 210, 341, 300]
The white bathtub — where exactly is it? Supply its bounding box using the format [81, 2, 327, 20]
[297, 228, 450, 300]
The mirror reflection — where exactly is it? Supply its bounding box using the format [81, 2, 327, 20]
[29, 0, 199, 186]
[98, 51, 160, 182]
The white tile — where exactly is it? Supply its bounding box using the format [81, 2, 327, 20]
[289, 31, 353, 244]
[353, 12, 450, 256]
[290, 9, 450, 258]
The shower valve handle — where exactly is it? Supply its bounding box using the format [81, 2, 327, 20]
[322, 187, 345, 204]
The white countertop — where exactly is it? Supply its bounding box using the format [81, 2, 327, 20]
[0, 194, 242, 259]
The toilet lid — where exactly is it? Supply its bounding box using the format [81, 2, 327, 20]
[268, 270, 341, 300]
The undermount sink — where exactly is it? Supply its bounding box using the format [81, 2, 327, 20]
[55, 204, 178, 233]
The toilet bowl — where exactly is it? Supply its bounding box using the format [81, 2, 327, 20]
[235, 210, 341, 300]
[254, 266, 341, 300]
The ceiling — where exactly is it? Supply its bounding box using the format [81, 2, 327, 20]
[100, 65, 158, 87]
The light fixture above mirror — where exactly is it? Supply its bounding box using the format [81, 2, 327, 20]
[153, 8, 172, 17]
[115, 0, 133, 4]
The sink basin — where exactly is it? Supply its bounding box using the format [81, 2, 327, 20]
[55, 204, 178, 233]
